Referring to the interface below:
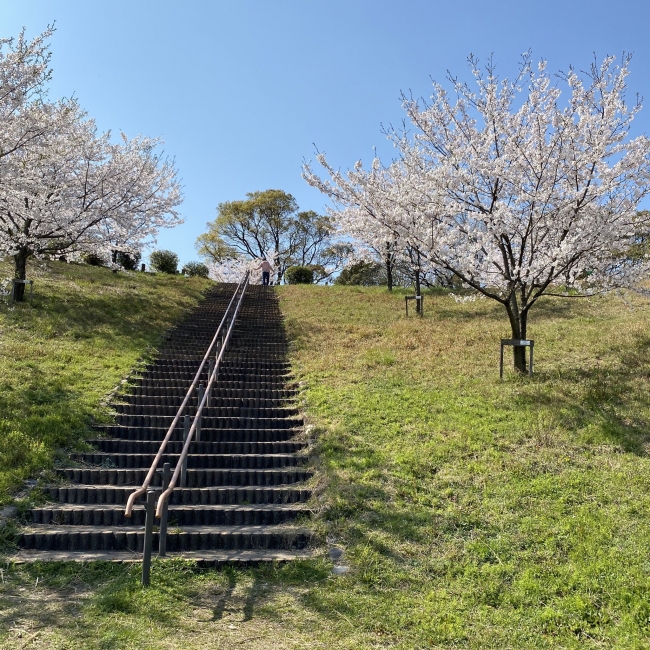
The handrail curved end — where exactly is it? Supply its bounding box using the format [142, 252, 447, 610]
[155, 487, 173, 519]
[125, 487, 146, 517]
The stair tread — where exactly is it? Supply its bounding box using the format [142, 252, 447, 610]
[8, 549, 314, 563]
[32, 503, 311, 511]
[48, 482, 306, 491]
[22, 524, 311, 534]
[59, 466, 307, 471]
[76, 449, 304, 454]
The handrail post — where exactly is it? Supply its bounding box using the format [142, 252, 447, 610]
[207, 359, 214, 407]
[181, 414, 189, 487]
[142, 488, 156, 586]
[196, 384, 204, 442]
[158, 463, 171, 557]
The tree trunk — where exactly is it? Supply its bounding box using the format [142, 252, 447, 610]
[12, 247, 29, 302]
[505, 295, 528, 373]
[415, 250, 422, 314]
[275, 246, 281, 285]
[385, 242, 393, 291]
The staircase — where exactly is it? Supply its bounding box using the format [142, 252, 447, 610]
[14, 283, 312, 564]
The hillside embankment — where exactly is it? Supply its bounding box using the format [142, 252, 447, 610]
[0, 260, 212, 503]
[1, 278, 649, 649]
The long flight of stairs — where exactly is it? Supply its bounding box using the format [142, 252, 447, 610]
[14, 283, 312, 563]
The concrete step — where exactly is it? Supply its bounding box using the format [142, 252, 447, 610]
[117, 395, 297, 408]
[90, 427, 303, 442]
[110, 414, 303, 429]
[83, 439, 306, 455]
[112, 404, 300, 418]
[72, 452, 307, 469]
[8, 549, 314, 564]
[46, 484, 311, 505]
[58, 467, 311, 487]
[127, 385, 296, 398]
[129, 380, 294, 391]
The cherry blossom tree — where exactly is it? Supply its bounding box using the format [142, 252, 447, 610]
[0, 27, 182, 301]
[0, 100, 182, 299]
[208, 252, 273, 284]
[305, 157, 438, 307]
[0, 26, 54, 164]
[304, 53, 650, 371]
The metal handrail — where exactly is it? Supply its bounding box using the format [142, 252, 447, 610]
[154, 271, 249, 517]
[124, 271, 250, 518]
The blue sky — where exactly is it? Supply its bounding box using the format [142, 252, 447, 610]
[2, 0, 650, 266]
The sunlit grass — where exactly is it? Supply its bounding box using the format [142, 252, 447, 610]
[0, 259, 212, 503]
[276, 284, 650, 648]
[1, 281, 649, 648]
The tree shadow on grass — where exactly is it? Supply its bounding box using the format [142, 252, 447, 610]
[530, 296, 583, 320]
[513, 331, 650, 455]
[0, 379, 104, 489]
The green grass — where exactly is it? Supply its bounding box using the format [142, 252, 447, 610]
[0, 259, 212, 504]
[277, 285, 650, 648]
[2, 281, 650, 648]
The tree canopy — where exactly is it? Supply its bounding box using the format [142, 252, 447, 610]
[197, 189, 350, 283]
[0, 27, 182, 300]
[304, 52, 650, 370]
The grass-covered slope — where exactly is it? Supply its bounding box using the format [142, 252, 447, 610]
[0, 260, 212, 503]
[277, 285, 650, 648]
[1, 284, 650, 649]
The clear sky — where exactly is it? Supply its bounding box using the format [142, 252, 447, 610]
[2, 0, 650, 266]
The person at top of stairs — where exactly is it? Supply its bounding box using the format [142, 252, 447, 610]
[256, 259, 273, 286]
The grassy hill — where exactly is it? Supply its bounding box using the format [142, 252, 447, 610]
[0, 259, 212, 503]
[276, 285, 650, 648]
[1, 280, 650, 648]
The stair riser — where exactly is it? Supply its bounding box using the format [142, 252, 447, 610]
[84, 440, 305, 454]
[125, 379, 296, 398]
[111, 416, 303, 429]
[91, 428, 302, 443]
[31, 508, 305, 526]
[73, 454, 306, 469]
[125, 387, 296, 398]
[119, 397, 293, 408]
[113, 405, 299, 418]
[141, 372, 291, 383]
[59, 468, 311, 486]
[20, 531, 309, 552]
[48, 486, 311, 505]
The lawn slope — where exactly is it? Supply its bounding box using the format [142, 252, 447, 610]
[277, 285, 650, 648]
[1, 284, 649, 649]
[0, 260, 212, 503]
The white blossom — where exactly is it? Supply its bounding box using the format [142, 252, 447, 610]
[304, 53, 650, 369]
[0, 27, 183, 298]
